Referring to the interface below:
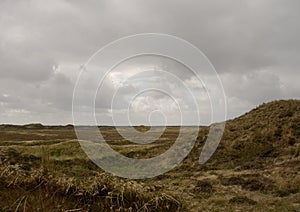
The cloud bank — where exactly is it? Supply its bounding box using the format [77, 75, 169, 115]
[0, 0, 299, 125]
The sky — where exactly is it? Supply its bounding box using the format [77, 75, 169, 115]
[0, 0, 299, 125]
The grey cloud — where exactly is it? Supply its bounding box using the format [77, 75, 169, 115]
[222, 70, 283, 105]
[0, 0, 299, 124]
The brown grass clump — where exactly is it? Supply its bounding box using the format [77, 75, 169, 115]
[0, 163, 183, 211]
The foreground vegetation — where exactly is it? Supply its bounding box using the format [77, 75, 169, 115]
[0, 100, 299, 211]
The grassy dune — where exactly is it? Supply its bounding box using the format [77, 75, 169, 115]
[0, 100, 300, 211]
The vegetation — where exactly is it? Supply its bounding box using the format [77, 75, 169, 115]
[0, 100, 299, 211]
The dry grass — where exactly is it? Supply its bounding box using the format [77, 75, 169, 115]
[0, 100, 300, 211]
[0, 159, 183, 211]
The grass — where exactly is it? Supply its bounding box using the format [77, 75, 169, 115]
[0, 100, 300, 211]
[0, 164, 183, 211]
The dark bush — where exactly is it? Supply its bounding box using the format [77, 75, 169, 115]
[229, 196, 257, 205]
[193, 180, 213, 194]
[220, 176, 245, 186]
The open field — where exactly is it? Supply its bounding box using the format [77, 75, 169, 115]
[0, 100, 300, 211]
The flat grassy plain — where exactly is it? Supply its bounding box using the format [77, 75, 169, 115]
[0, 100, 300, 211]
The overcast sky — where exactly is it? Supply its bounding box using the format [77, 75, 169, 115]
[0, 0, 299, 125]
